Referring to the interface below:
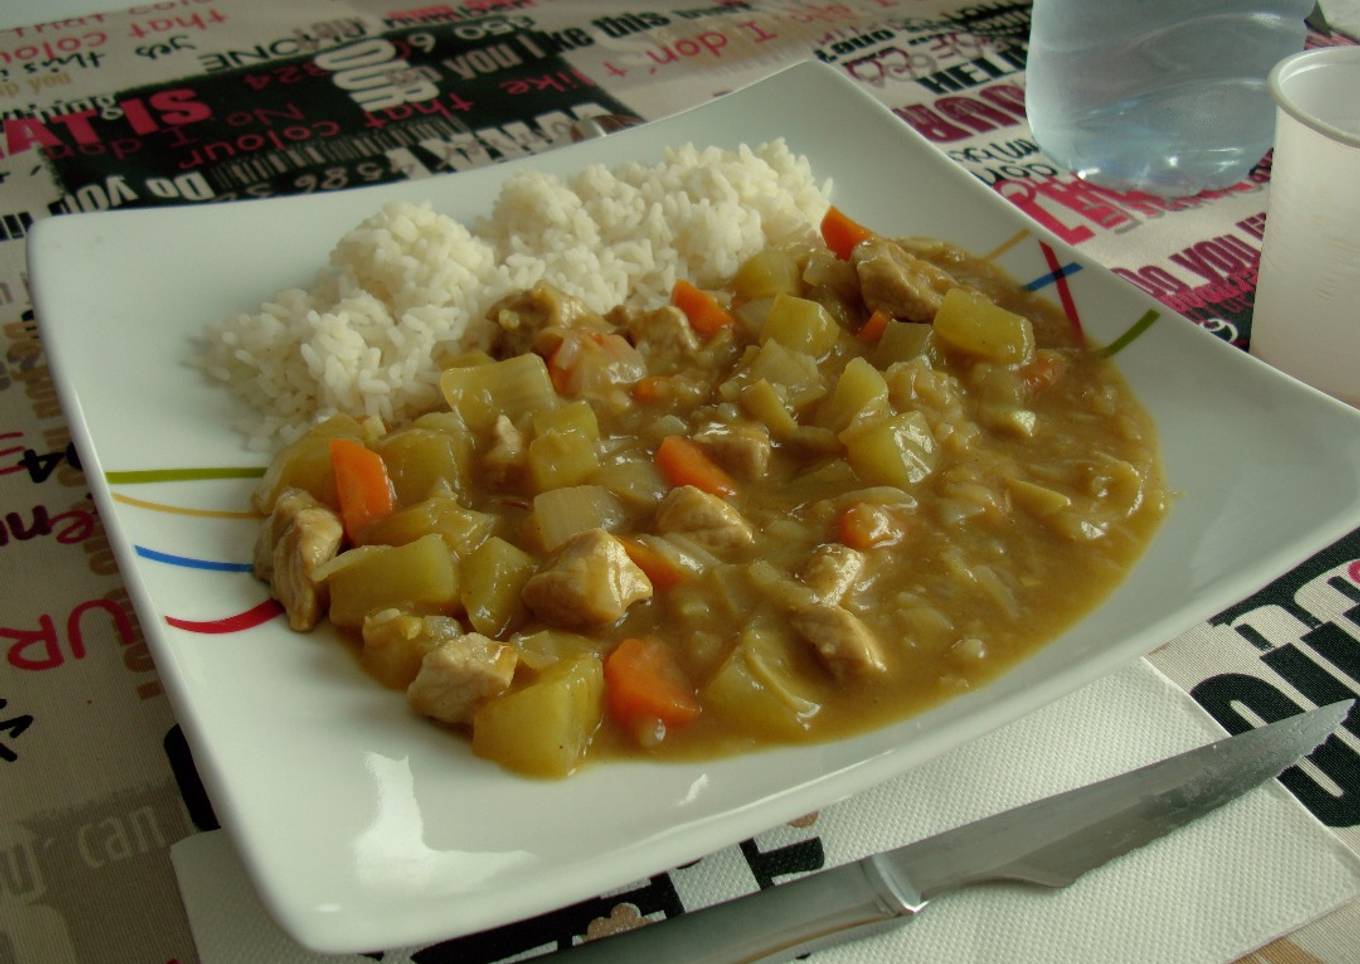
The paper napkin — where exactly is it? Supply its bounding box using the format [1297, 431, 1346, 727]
[170, 659, 1360, 963]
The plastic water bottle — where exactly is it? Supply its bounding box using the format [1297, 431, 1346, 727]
[1025, 0, 1313, 196]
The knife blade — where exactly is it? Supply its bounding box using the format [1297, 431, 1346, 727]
[554, 699, 1353, 964]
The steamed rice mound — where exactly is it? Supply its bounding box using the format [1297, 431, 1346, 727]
[196, 140, 831, 450]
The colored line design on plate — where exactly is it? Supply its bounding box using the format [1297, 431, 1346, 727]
[982, 228, 1030, 263]
[1024, 261, 1084, 293]
[164, 599, 283, 634]
[134, 545, 253, 573]
[105, 466, 266, 484]
[1097, 309, 1161, 359]
[1037, 240, 1085, 340]
[113, 492, 261, 519]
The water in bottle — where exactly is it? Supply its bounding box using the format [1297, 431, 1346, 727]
[1025, 0, 1313, 197]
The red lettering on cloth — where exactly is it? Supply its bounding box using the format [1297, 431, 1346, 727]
[995, 179, 1095, 245]
[5, 596, 136, 670]
[3, 614, 61, 670]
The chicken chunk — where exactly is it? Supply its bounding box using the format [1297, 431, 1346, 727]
[610, 304, 700, 365]
[853, 237, 963, 323]
[253, 487, 343, 631]
[486, 281, 595, 357]
[407, 631, 518, 725]
[254, 487, 318, 579]
[654, 485, 755, 553]
[790, 603, 887, 679]
[799, 545, 866, 605]
[522, 528, 653, 628]
[483, 414, 526, 486]
[693, 423, 772, 481]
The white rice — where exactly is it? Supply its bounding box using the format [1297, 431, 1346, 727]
[194, 140, 831, 451]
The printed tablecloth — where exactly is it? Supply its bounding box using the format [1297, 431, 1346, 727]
[1, 2, 1358, 961]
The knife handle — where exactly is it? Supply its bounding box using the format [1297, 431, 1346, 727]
[553, 855, 925, 963]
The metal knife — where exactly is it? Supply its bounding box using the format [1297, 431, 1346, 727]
[555, 699, 1353, 963]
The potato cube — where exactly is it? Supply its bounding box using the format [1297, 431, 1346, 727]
[732, 248, 802, 301]
[528, 428, 600, 492]
[325, 533, 460, 628]
[532, 400, 600, 442]
[410, 412, 476, 478]
[472, 653, 604, 778]
[360, 609, 455, 689]
[840, 412, 937, 488]
[815, 357, 889, 433]
[376, 428, 470, 505]
[412, 410, 476, 444]
[746, 340, 827, 410]
[361, 495, 494, 554]
[740, 379, 800, 439]
[460, 536, 538, 638]
[733, 297, 773, 340]
[590, 459, 668, 509]
[761, 293, 840, 358]
[701, 625, 820, 738]
[801, 250, 860, 301]
[439, 354, 558, 432]
[932, 288, 1035, 364]
[530, 485, 626, 552]
[252, 414, 363, 513]
[870, 321, 939, 369]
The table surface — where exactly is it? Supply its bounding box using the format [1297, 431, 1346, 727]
[2, 2, 1358, 962]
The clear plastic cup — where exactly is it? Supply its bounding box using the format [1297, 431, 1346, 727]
[1249, 46, 1360, 406]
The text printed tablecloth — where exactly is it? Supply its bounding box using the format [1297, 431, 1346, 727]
[2, 2, 1358, 961]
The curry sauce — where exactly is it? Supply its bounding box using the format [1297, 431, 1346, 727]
[251, 211, 1168, 777]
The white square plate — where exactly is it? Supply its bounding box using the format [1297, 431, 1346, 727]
[29, 61, 1360, 952]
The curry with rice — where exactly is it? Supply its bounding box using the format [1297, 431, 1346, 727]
[251, 206, 1168, 778]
